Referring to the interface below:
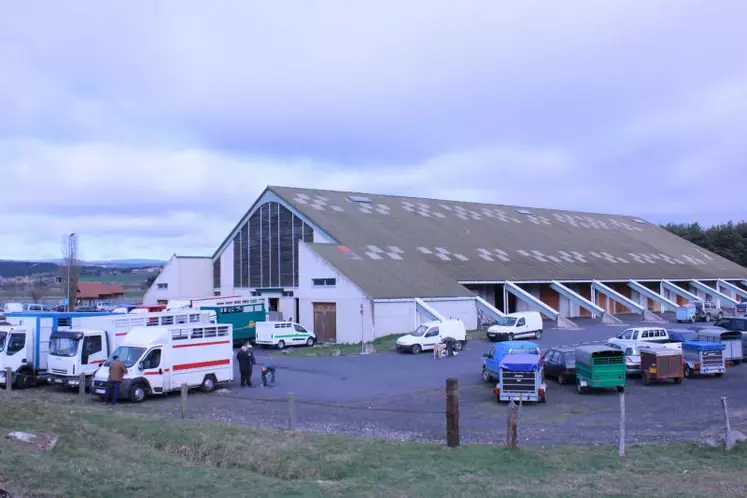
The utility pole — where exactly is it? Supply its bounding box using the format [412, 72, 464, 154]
[64, 233, 77, 312]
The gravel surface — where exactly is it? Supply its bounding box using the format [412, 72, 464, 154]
[21, 314, 747, 446]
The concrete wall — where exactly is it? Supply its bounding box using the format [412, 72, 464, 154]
[218, 240, 234, 294]
[297, 242, 374, 343]
[374, 301, 416, 336]
[143, 256, 213, 305]
[422, 298, 477, 330]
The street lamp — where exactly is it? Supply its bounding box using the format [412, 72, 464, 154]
[24, 262, 41, 279]
[67, 233, 76, 312]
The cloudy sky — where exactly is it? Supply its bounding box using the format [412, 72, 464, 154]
[1, 1, 745, 261]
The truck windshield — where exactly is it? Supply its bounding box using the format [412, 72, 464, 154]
[105, 346, 146, 368]
[0, 331, 6, 352]
[495, 316, 518, 327]
[49, 337, 80, 357]
[410, 325, 429, 337]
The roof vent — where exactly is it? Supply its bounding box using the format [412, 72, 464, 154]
[515, 209, 534, 216]
[632, 218, 646, 224]
[347, 195, 372, 204]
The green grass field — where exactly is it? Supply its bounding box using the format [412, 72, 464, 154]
[0, 392, 745, 497]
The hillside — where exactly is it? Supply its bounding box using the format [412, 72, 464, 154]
[0, 260, 163, 278]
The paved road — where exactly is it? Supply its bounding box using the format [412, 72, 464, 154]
[24, 314, 747, 446]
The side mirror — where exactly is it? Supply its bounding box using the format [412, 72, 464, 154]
[138, 362, 145, 371]
[482, 353, 488, 358]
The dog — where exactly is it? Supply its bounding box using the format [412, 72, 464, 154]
[433, 342, 446, 359]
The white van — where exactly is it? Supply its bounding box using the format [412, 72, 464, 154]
[255, 321, 316, 349]
[91, 323, 234, 403]
[486, 312, 543, 341]
[395, 319, 467, 354]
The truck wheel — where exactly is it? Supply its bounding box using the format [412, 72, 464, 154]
[690, 317, 695, 324]
[616, 386, 625, 393]
[705, 313, 711, 322]
[576, 383, 585, 394]
[717, 312, 723, 321]
[673, 377, 682, 384]
[277, 340, 286, 350]
[410, 344, 422, 354]
[642, 372, 651, 386]
[557, 374, 565, 385]
[129, 384, 147, 403]
[454, 341, 464, 352]
[306, 337, 316, 347]
[508, 333, 515, 341]
[481, 368, 492, 383]
[684, 366, 693, 378]
[535, 330, 542, 339]
[201, 375, 216, 393]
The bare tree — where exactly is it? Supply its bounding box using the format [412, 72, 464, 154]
[28, 277, 47, 303]
[59, 233, 81, 312]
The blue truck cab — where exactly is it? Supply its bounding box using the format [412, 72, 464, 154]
[0, 312, 112, 388]
[482, 340, 541, 383]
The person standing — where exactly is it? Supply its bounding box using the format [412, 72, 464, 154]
[105, 355, 127, 405]
[237, 344, 252, 387]
[246, 344, 256, 385]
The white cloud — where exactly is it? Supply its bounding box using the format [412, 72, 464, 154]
[0, 1, 746, 260]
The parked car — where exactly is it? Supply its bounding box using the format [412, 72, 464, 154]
[605, 339, 642, 374]
[542, 346, 576, 384]
[74, 305, 99, 312]
[396, 319, 467, 354]
[668, 329, 698, 343]
[486, 311, 543, 341]
[614, 327, 670, 344]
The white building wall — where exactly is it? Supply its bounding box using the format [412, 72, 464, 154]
[143, 256, 213, 305]
[218, 241, 234, 294]
[279, 297, 297, 322]
[373, 301, 416, 336]
[423, 299, 477, 330]
[297, 243, 374, 343]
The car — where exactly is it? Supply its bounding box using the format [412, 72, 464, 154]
[486, 311, 543, 341]
[605, 339, 641, 374]
[74, 305, 99, 312]
[542, 346, 576, 384]
[614, 327, 670, 344]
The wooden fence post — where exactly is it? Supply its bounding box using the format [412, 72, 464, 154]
[5, 367, 12, 391]
[180, 383, 188, 419]
[446, 378, 460, 447]
[722, 396, 733, 452]
[79, 373, 86, 403]
[288, 392, 297, 431]
[507, 400, 518, 448]
[618, 392, 626, 457]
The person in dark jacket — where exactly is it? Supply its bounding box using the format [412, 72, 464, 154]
[237, 344, 254, 387]
[261, 365, 276, 387]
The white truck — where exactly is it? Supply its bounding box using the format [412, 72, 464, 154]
[486, 311, 543, 341]
[255, 321, 316, 349]
[0, 312, 108, 389]
[46, 310, 211, 389]
[395, 319, 467, 354]
[91, 322, 234, 403]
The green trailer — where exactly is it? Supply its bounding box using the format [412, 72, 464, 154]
[575, 345, 626, 394]
[200, 301, 267, 347]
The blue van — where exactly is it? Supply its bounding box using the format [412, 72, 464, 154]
[482, 340, 541, 382]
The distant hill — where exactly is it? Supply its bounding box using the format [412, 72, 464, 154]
[0, 259, 165, 278]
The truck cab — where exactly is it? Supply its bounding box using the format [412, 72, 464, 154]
[47, 329, 109, 388]
[482, 341, 541, 382]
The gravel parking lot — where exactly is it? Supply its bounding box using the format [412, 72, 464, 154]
[23, 314, 747, 446]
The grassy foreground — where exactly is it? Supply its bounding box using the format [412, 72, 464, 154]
[0, 393, 746, 497]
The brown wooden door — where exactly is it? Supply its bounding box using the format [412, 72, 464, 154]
[313, 303, 337, 343]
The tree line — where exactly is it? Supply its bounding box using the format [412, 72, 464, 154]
[662, 221, 747, 268]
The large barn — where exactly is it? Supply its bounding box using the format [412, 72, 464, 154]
[144, 186, 747, 343]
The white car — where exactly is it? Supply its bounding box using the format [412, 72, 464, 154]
[486, 312, 543, 341]
[396, 319, 467, 354]
[255, 321, 316, 349]
[605, 339, 641, 374]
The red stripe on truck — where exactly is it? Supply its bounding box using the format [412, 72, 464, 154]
[173, 359, 230, 371]
[173, 340, 231, 349]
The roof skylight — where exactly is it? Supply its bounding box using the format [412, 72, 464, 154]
[348, 195, 372, 204]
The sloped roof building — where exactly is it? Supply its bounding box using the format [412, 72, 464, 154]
[150, 186, 747, 343]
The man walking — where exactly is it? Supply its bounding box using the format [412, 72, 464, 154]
[237, 343, 255, 387]
[105, 355, 127, 405]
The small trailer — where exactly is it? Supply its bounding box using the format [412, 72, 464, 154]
[682, 340, 725, 377]
[696, 328, 743, 366]
[493, 353, 546, 403]
[638, 345, 683, 385]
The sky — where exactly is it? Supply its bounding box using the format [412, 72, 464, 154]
[1, 0, 746, 261]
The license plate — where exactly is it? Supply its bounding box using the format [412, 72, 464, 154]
[55, 379, 63, 383]
[94, 388, 105, 394]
